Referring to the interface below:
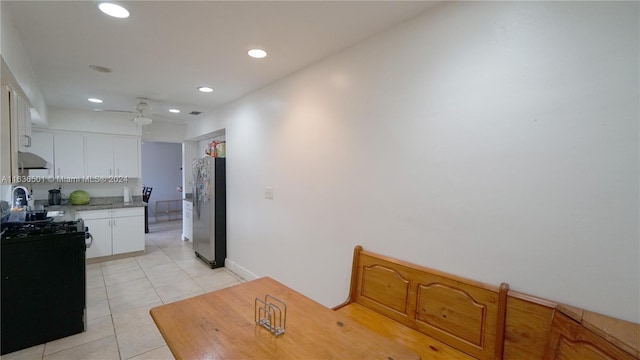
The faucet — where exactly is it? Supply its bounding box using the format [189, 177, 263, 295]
[12, 186, 30, 209]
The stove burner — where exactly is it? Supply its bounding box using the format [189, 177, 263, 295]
[1, 220, 85, 240]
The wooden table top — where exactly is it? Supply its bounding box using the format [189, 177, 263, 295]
[150, 276, 420, 360]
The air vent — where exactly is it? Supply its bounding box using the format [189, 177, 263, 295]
[189, 111, 202, 115]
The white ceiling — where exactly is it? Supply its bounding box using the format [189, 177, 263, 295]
[5, 1, 438, 124]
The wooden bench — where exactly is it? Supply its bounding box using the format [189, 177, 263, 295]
[505, 291, 639, 360]
[334, 245, 510, 360]
[335, 245, 640, 360]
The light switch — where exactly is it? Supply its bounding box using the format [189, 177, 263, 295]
[264, 187, 273, 200]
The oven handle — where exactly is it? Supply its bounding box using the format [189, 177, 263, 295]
[85, 232, 93, 248]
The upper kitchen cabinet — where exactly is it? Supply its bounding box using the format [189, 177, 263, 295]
[14, 90, 32, 153]
[29, 131, 54, 178]
[85, 134, 113, 177]
[0, 85, 33, 179]
[86, 134, 140, 178]
[54, 132, 85, 178]
[113, 137, 140, 177]
[1, 87, 12, 179]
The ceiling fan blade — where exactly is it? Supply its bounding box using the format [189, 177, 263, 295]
[94, 109, 135, 113]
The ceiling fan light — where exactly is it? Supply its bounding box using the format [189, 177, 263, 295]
[135, 116, 153, 126]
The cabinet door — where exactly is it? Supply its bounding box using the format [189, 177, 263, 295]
[15, 92, 32, 152]
[54, 133, 85, 178]
[183, 201, 193, 241]
[84, 218, 113, 259]
[29, 131, 54, 178]
[113, 137, 139, 177]
[1, 86, 12, 178]
[111, 211, 144, 254]
[86, 134, 114, 177]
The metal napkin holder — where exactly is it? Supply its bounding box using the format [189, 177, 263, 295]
[255, 294, 287, 337]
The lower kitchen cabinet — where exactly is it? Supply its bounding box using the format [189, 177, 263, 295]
[78, 207, 144, 259]
[83, 217, 112, 258]
[182, 200, 192, 241]
[112, 213, 144, 254]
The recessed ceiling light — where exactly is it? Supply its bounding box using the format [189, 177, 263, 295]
[89, 65, 112, 73]
[88, 98, 103, 103]
[98, 2, 130, 19]
[198, 86, 213, 93]
[248, 49, 267, 59]
[169, 109, 181, 113]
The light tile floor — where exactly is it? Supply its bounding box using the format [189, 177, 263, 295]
[2, 220, 244, 360]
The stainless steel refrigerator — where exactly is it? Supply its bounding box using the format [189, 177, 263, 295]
[192, 157, 226, 268]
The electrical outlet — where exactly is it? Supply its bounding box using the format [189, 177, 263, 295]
[264, 187, 273, 200]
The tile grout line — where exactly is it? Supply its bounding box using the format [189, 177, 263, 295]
[40, 265, 115, 360]
[102, 262, 123, 360]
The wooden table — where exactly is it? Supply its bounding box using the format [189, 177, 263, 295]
[150, 277, 420, 360]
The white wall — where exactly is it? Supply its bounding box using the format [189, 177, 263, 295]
[45, 107, 140, 136]
[188, 1, 639, 322]
[141, 121, 185, 143]
[0, 3, 47, 125]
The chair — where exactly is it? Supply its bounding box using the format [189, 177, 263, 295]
[142, 186, 152, 233]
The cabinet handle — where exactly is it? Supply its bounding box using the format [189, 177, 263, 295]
[24, 135, 32, 148]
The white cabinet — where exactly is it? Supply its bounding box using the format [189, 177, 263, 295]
[82, 213, 113, 258]
[183, 200, 193, 241]
[86, 134, 140, 177]
[54, 132, 85, 178]
[36, 132, 140, 179]
[86, 135, 114, 177]
[29, 131, 54, 178]
[15, 92, 32, 153]
[79, 207, 145, 259]
[1, 87, 12, 178]
[113, 137, 140, 177]
[112, 209, 145, 254]
[1, 85, 32, 179]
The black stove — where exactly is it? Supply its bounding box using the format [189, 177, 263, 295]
[1, 220, 86, 240]
[1, 219, 89, 355]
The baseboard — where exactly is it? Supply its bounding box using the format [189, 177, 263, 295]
[225, 258, 259, 281]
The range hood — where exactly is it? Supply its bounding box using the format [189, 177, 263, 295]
[17, 151, 48, 169]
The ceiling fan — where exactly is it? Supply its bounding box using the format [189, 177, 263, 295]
[96, 97, 154, 126]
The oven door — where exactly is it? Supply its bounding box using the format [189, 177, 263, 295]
[1, 232, 86, 354]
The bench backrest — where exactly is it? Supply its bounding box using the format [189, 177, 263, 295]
[342, 245, 509, 360]
[543, 311, 637, 360]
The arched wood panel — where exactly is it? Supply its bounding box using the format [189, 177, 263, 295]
[543, 312, 636, 360]
[416, 283, 487, 347]
[361, 264, 410, 315]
